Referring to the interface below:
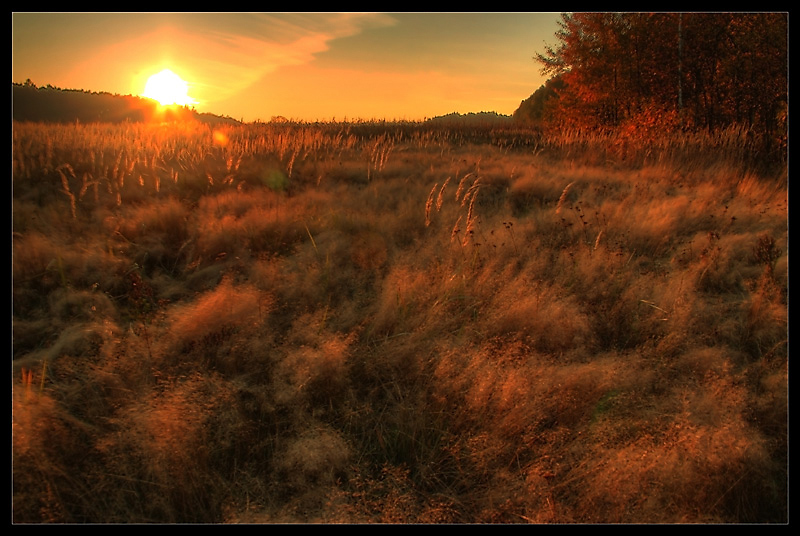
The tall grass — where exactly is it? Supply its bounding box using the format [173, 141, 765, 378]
[12, 118, 787, 523]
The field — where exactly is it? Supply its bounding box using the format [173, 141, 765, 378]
[12, 119, 788, 523]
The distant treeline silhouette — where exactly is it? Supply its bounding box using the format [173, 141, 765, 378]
[425, 111, 512, 125]
[12, 80, 240, 126]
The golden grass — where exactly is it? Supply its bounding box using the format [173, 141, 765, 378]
[12, 119, 787, 523]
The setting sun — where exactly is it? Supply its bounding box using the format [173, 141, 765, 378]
[142, 69, 195, 106]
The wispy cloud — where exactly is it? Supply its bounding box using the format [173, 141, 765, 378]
[65, 13, 398, 103]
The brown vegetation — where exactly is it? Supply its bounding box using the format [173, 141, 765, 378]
[12, 119, 787, 523]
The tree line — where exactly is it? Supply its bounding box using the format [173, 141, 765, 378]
[515, 12, 787, 153]
[12, 81, 239, 126]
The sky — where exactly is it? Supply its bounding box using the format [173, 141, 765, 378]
[12, 12, 563, 122]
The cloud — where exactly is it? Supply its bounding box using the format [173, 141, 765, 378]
[64, 13, 398, 103]
[194, 13, 398, 101]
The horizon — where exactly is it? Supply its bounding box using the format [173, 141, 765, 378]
[12, 12, 562, 123]
[11, 80, 521, 124]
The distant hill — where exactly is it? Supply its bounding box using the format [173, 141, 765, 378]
[426, 111, 512, 125]
[12, 81, 241, 126]
[12, 82, 522, 128]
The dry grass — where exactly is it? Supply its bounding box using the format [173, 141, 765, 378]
[12, 119, 787, 523]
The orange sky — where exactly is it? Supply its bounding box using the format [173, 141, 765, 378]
[12, 12, 561, 122]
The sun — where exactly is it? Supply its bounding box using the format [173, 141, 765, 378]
[143, 69, 195, 106]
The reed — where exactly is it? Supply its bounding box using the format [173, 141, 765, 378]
[555, 181, 573, 215]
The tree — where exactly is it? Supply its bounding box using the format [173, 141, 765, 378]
[513, 75, 565, 125]
[533, 12, 787, 140]
[536, 13, 635, 128]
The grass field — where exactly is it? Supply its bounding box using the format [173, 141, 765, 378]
[12, 119, 787, 523]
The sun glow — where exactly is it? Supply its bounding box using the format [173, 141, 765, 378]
[143, 69, 195, 106]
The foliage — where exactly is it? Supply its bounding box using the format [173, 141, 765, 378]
[513, 75, 565, 125]
[531, 12, 787, 159]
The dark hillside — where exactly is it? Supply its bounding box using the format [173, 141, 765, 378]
[12, 82, 240, 125]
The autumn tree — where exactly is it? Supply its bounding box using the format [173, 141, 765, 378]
[513, 74, 565, 125]
[534, 12, 787, 145]
[679, 12, 787, 135]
